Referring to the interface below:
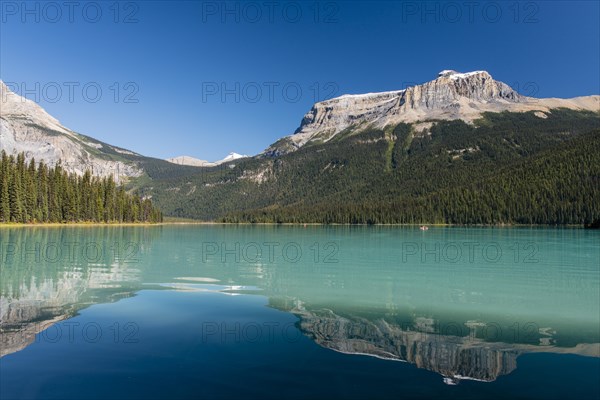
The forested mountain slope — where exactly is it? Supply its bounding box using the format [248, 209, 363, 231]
[138, 109, 600, 224]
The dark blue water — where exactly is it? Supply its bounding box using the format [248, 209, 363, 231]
[1, 226, 599, 399]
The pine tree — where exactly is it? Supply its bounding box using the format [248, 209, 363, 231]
[0, 152, 162, 224]
[0, 155, 10, 222]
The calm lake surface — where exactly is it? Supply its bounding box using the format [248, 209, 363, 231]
[1, 226, 599, 399]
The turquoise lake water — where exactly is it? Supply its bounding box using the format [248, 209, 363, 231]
[0, 226, 599, 399]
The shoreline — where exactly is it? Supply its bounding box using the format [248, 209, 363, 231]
[0, 222, 164, 228]
[0, 221, 590, 228]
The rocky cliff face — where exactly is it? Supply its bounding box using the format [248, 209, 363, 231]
[265, 70, 599, 155]
[0, 80, 143, 182]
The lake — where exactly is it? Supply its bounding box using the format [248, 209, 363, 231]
[0, 226, 598, 399]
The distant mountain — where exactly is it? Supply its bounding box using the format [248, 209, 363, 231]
[166, 156, 213, 167]
[265, 70, 598, 156]
[215, 152, 248, 164]
[136, 71, 599, 224]
[3, 71, 599, 224]
[166, 152, 248, 167]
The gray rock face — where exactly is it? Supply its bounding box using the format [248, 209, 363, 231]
[265, 70, 599, 155]
[0, 80, 142, 182]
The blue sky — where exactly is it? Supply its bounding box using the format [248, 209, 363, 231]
[1, 1, 599, 161]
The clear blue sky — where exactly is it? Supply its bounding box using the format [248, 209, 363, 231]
[1, 1, 599, 161]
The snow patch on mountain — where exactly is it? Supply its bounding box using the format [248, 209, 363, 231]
[166, 156, 213, 167]
[166, 152, 249, 167]
[216, 152, 248, 164]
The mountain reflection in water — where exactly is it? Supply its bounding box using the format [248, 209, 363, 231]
[275, 301, 599, 384]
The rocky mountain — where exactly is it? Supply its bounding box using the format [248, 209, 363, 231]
[2, 70, 599, 224]
[265, 70, 599, 156]
[141, 107, 599, 223]
[166, 155, 213, 167]
[166, 152, 248, 167]
[0, 80, 189, 183]
[216, 152, 248, 164]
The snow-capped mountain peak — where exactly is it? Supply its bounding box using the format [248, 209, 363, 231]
[166, 152, 249, 167]
[217, 152, 247, 163]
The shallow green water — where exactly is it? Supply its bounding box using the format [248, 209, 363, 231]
[1, 226, 599, 399]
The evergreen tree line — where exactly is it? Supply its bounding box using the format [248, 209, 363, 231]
[221, 126, 600, 225]
[0, 151, 162, 223]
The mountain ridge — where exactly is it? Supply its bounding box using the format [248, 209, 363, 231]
[1, 80, 146, 181]
[264, 70, 599, 156]
[166, 152, 249, 167]
[2, 71, 599, 224]
[0, 80, 206, 183]
[3, 71, 598, 172]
